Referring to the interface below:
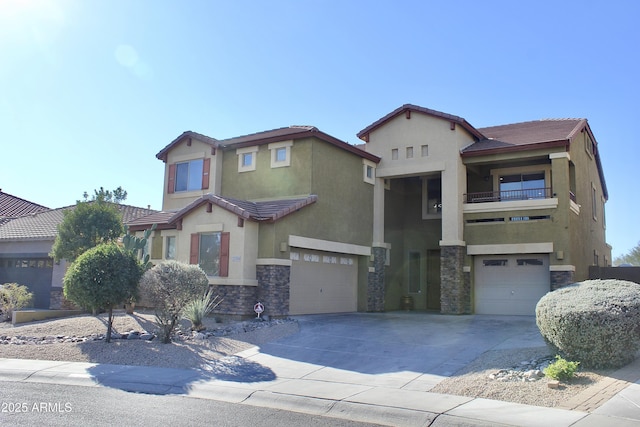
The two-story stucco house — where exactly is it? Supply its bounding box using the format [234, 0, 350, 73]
[130, 104, 610, 317]
[127, 126, 382, 317]
[358, 104, 610, 315]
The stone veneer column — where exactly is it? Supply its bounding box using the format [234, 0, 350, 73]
[440, 245, 470, 314]
[256, 264, 291, 318]
[367, 247, 386, 312]
[550, 270, 575, 291]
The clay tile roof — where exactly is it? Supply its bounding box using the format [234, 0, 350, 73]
[480, 119, 585, 145]
[127, 194, 318, 231]
[220, 126, 380, 163]
[0, 203, 157, 241]
[0, 191, 49, 223]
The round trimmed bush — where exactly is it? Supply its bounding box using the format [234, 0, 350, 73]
[536, 279, 640, 368]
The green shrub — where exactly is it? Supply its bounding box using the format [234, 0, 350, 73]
[183, 288, 222, 331]
[544, 355, 580, 381]
[63, 244, 143, 342]
[0, 283, 34, 321]
[536, 279, 640, 368]
[139, 261, 209, 343]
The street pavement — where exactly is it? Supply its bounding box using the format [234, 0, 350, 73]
[1, 312, 640, 426]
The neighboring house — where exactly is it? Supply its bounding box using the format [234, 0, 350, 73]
[129, 104, 610, 317]
[0, 190, 48, 226]
[0, 203, 155, 309]
[357, 104, 610, 315]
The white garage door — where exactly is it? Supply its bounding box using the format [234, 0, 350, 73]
[289, 249, 358, 315]
[474, 254, 550, 315]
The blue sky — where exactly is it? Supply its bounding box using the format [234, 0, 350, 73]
[1, 0, 638, 259]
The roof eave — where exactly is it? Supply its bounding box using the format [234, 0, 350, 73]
[461, 139, 569, 158]
[357, 104, 485, 142]
[156, 131, 219, 163]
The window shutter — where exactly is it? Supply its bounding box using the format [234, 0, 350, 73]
[189, 233, 199, 265]
[202, 158, 210, 190]
[219, 232, 230, 277]
[167, 164, 176, 194]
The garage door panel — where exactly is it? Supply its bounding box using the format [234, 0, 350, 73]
[474, 255, 549, 315]
[290, 251, 357, 315]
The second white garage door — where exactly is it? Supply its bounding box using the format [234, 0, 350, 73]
[474, 254, 550, 315]
[289, 249, 358, 315]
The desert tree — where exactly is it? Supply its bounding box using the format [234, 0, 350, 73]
[50, 188, 127, 262]
[614, 242, 640, 266]
[63, 243, 143, 342]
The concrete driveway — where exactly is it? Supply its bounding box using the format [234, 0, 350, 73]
[252, 311, 546, 390]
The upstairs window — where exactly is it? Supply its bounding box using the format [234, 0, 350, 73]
[175, 159, 203, 192]
[237, 146, 258, 172]
[422, 176, 442, 218]
[499, 172, 545, 200]
[167, 158, 210, 194]
[363, 159, 376, 185]
[268, 141, 293, 168]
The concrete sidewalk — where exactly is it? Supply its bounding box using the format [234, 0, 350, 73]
[2, 312, 640, 426]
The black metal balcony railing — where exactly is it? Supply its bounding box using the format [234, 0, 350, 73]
[464, 187, 553, 203]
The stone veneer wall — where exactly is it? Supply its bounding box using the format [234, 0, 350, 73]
[49, 288, 78, 310]
[209, 284, 258, 317]
[367, 247, 385, 312]
[440, 246, 471, 314]
[550, 270, 575, 291]
[256, 264, 290, 318]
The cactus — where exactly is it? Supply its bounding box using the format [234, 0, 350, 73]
[122, 223, 157, 270]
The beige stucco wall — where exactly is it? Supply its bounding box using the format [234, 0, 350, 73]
[365, 112, 477, 245]
[141, 205, 259, 286]
[161, 137, 222, 211]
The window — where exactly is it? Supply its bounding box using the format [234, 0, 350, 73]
[173, 159, 204, 192]
[591, 183, 597, 220]
[165, 236, 176, 259]
[408, 251, 421, 293]
[517, 258, 543, 266]
[422, 177, 442, 218]
[363, 159, 376, 185]
[421, 145, 429, 157]
[237, 146, 258, 172]
[499, 172, 545, 200]
[275, 147, 287, 162]
[406, 147, 414, 159]
[483, 259, 508, 266]
[268, 141, 293, 168]
[391, 148, 399, 160]
[199, 233, 220, 276]
[190, 232, 230, 277]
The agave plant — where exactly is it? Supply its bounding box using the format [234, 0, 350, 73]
[183, 289, 222, 331]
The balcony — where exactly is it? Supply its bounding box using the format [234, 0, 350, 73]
[464, 187, 552, 203]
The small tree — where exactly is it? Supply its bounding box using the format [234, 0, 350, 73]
[139, 261, 209, 343]
[0, 283, 34, 321]
[614, 241, 640, 266]
[51, 199, 124, 263]
[63, 244, 143, 342]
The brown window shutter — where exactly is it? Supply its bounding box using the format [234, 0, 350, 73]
[189, 233, 199, 265]
[202, 158, 210, 190]
[219, 232, 230, 277]
[167, 163, 176, 194]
